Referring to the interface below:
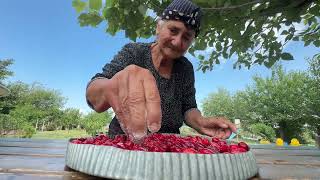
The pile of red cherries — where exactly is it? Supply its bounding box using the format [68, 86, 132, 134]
[71, 133, 249, 154]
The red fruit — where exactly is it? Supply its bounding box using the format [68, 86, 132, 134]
[94, 140, 104, 145]
[169, 146, 183, 153]
[124, 141, 134, 150]
[115, 142, 126, 149]
[78, 138, 86, 142]
[229, 147, 247, 154]
[219, 145, 229, 153]
[218, 141, 227, 146]
[132, 144, 146, 151]
[238, 142, 249, 151]
[201, 138, 211, 147]
[198, 148, 216, 154]
[183, 148, 197, 154]
[71, 140, 82, 144]
[102, 141, 113, 146]
[71, 134, 249, 154]
[83, 138, 94, 144]
[212, 138, 220, 143]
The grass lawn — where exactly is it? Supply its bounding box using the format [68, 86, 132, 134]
[32, 129, 90, 139]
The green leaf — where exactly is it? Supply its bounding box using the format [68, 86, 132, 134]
[72, 0, 87, 13]
[138, 5, 147, 15]
[292, 36, 299, 41]
[304, 40, 312, 47]
[314, 40, 320, 47]
[281, 53, 294, 61]
[281, 30, 288, 35]
[106, 22, 118, 35]
[78, 12, 103, 27]
[198, 55, 205, 60]
[285, 34, 294, 42]
[89, 0, 102, 11]
[216, 42, 222, 51]
[106, 0, 114, 8]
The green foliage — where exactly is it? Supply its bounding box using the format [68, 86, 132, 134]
[32, 129, 89, 139]
[245, 65, 310, 142]
[72, 0, 87, 13]
[72, 0, 319, 71]
[59, 108, 82, 130]
[202, 88, 234, 120]
[201, 63, 319, 144]
[0, 60, 114, 139]
[249, 123, 276, 141]
[81, 110, 112, 136]
[0, 80, 69, 137]
[89, 0, 102, 11]
[305, 54, 320, 142]
[21, 122, 36, 138]
[0, 59, 14, 82]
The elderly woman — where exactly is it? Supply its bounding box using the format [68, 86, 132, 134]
[86, 0, 236, 141]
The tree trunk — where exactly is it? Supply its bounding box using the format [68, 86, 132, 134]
[278, 121, 290, 143]
[279, 127, 285, 140]
[35, 119, 39, 131]
[41, 121, 45, 132]
[316, 128, 320, 149]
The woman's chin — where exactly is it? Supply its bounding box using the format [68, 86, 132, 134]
[163, 50, 182, 60]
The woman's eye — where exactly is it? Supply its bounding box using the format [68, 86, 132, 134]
[170, 28, 178, 34]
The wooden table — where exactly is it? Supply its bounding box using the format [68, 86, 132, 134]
[0, 138, 319, 180]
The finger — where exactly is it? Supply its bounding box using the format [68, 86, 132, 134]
[205, 118, 228, 129]
[126, 74, 147, 140]
[143, 71, 161, 133]
[216, 128, 226, 139]
[219, 117, 237, 133]
[223, 129, 232, 139]
[114, 72, 130, 135]
[202, 128, 217, 137]
[228, 122, 237, 133]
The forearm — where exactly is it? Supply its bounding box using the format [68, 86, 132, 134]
[86, 78, 113, 112]
[184, 108, 203, 132]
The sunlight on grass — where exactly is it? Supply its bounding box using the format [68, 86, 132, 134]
[32, 129, 90, 139]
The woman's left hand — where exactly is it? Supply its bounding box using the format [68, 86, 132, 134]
[196, 117, 237, 139]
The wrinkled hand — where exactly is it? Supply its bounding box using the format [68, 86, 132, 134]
[108, 65, 162, 140]
[196, 117, 237, 139]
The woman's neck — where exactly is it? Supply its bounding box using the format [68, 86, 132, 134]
[151, 42, 174, 72]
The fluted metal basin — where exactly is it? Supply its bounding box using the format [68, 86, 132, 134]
[65, 137, 258, 180]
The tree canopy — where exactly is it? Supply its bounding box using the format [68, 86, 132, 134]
[72, 0, 319, 71]
[0, 59, 112, 137]
[201, 61, 320, 145]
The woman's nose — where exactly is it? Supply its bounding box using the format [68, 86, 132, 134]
[171, 36, 183, 49]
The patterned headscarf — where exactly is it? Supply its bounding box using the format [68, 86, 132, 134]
[161, 0, 202, 37]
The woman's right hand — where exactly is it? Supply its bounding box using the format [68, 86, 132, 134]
[87, 65, 162, 140]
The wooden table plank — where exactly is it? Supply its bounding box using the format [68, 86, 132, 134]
[0, 169, 106, 180]
[1, 138, 319, 179]
[0, 155, 65, 171]
[0, 147, 66, 155]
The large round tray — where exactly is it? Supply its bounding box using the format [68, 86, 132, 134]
[65, 137, 258, 180]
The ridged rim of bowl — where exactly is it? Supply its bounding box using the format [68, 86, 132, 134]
[65, 138, 258, 180]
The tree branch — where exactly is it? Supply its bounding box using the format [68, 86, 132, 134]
[202, 0, 265, 11]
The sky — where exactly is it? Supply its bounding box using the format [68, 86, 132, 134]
[0, 0, 319, 114]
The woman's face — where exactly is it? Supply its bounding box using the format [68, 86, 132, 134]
[156, 20, 195, 60]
